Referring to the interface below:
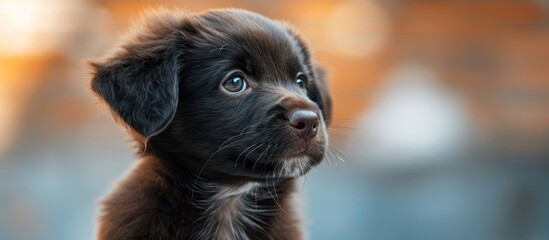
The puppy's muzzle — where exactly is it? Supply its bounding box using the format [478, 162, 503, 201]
[289, 110, 319, 140]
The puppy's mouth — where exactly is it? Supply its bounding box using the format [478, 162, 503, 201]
[211, 129, 325, 182]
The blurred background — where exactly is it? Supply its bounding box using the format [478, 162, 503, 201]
[1, 0, 548, 239]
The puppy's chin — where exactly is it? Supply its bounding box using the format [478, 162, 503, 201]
[276, 154, 318, 178]
[259, 137, 327, 180]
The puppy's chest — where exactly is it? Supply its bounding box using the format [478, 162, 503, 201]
[192, 183, 274, 240]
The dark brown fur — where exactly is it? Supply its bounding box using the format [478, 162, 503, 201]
[90, 8, 331, 240]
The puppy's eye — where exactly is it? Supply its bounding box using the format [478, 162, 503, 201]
[296, 75, 307, 89]
[222, 75, 247, 93]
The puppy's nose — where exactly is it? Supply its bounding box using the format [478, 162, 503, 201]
[289, 110, 319, 140]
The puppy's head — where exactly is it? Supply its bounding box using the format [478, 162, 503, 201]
[90, 9, 332, 181]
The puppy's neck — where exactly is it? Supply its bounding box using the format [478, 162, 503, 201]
[149, 154, 302, 239]
[189, 175, 297, 240]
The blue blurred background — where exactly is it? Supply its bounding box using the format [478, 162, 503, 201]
[1, 0, 548, 239]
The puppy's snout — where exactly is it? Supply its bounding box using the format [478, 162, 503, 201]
[289, 110, 319, 140]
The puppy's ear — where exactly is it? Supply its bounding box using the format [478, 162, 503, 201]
[89, 11, 185, 137]
[309, 65, 332, 126]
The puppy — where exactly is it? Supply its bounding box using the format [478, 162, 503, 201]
[90, 8, 331, 240]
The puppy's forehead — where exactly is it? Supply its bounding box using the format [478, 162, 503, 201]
[197, 10, 308, 75]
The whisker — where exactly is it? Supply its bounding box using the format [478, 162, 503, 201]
[253, 144, 272, 171]
[243, 143, 265, 168]
[264, 143, 280, 163]
[329, 139, 348, 153]
[235, 143, 259, 168]
[216, 129, 255, 150]
[197, 136, 254, 179]
[266, 182, 287, 215]
[325, 149, 333, 169]
[327, 145, 348, 165]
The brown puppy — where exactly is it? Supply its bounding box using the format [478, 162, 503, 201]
[90, 8, 331, 240]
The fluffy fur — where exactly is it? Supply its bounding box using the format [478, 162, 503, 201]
[90, 8, 331, 240]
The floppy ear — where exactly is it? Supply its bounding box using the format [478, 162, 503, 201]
[89, 11, 184, 138]
[309, 65, 332, 126]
